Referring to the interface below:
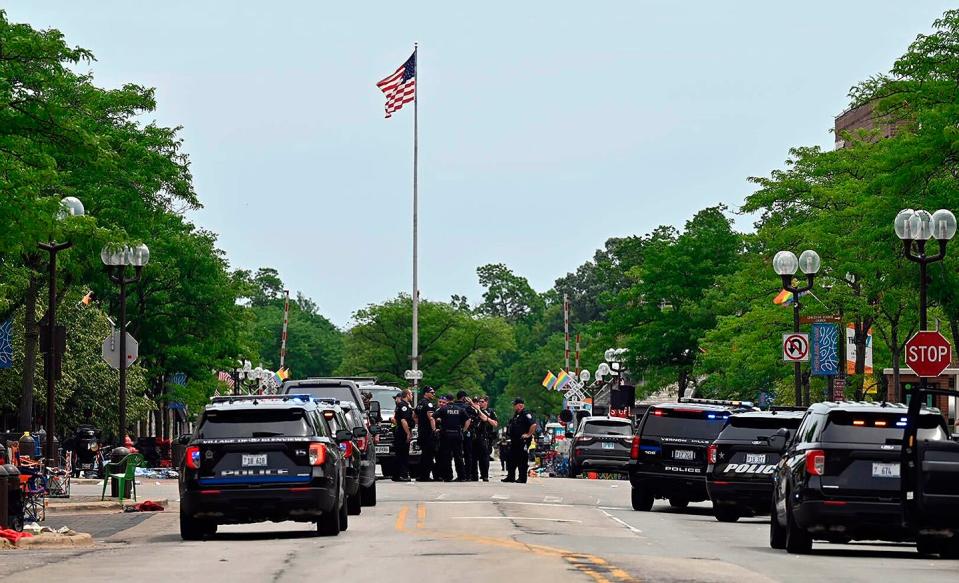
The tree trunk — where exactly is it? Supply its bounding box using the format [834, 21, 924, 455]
[18, 274, 40, 432]
[854, 318, 869, 401]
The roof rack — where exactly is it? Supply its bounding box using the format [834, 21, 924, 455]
[210, 394, 313, 405]
[679, 397, 755, 408]
[769, 406, 807, 412]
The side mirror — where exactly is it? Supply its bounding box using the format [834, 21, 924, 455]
[368, 425, 381, 435]
[368, 401, 382, 422]
[565, 430, 574, 438]
[768, 427, 789, 452]
[335, 429, 353, 443]
[353, 427, 369, 438]
[175, 434, 192, 446]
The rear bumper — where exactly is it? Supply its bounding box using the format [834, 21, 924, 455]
[181, 484, 337, 524]
[630, 469, 708, 501]
[574, 456, 630, 473]
[706, 478, 771, 510]
[794, 498, 911, 540]
[360, 459, 376, 487]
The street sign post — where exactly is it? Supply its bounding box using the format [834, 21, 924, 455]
[101, 330, 138, 370]
[782, 333, 810, 362]
[904, 331, 952, 378]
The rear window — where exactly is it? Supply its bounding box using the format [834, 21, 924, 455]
[582, 420, 632, 436]
[286, 386, 360, 408]
[641, 408, 730, 440]
[197, 409, 314, 439]
[821, 412, 948, 444]
[719, 415, 802, 440]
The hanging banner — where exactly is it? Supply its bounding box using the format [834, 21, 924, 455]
[811, 323, 839, 376]
[845, 325, 873, 375]
[0, 319, 12, 369]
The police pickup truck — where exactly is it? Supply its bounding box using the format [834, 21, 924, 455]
[705, 408, 804, 522]
[365, 385, 421, 477]
[179, 395, 353, 539]
[628, 398, 755, 511]
[770, 401, 959, 557]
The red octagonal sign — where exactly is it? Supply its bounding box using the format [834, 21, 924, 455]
[905, 331, 953, 378]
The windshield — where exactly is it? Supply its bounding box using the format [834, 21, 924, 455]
[641, 409, 730, 440]
[720, 415, 802, 440]
[197, 409, 313, 439]
[821, 411, 948, 444]
[582, 420, 632, 436]
[368, 388, 401, 410]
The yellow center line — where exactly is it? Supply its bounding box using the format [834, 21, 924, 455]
[416, 503, 427, 529]
[395, 505, 409, 532]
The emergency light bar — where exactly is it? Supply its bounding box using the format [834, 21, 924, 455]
[769, 406, 807, 412]
[210, 394, 313, 404]
[678, 397, 755, 408]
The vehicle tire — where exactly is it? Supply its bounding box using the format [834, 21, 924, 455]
[348, 492, 362, 516]
[361, 481, 377, 506]
[339, 497, 349, 531]
[938, 537, 959, 559]
[180, 512, 214, 541]
[769, 510, 787, 550]
[713, 506, 740, 523]
[668, 497, 689, 509]
[631, 485, 654, 511]
[916, 535, 941, 556]
[317, 507, 341, 537]
[784, 497, 812, 554]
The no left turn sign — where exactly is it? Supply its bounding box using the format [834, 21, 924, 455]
[783, 333, 810, 362]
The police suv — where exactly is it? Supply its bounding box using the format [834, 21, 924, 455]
[628, 398, 755, 511]
[179, 395, 354, 539]
[705, 409, 804, 522]
[770, 401, 959, 557]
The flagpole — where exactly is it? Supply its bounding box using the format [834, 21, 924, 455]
[411, 42, 420, 390]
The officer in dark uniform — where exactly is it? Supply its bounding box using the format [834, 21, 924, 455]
[469, 396, 498, 482]
[434, 394, 454, 481]
[414, 387, 437, 481]
[392, 389, 415, 482]
[436, 392, 469, 481]
[458, 392, 477, 480]
[503, 398, 537, 483]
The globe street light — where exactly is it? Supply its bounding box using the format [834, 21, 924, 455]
[773, 249, 821, 407]
[101, 243, 150, 443]
[894, 208, 956, 513]
[34, 197, 85, 463]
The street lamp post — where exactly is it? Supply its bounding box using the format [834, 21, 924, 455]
[37, 196, 85, 463]
[894, 208, 956, 513]
[101, 243, 150, 443]
[236, 360, 254, 395]
[773, 249, 821, 407]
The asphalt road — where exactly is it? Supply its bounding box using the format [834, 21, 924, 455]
[1, 473, 956, 582]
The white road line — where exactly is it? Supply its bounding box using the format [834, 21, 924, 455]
[599, 509, 643, 535]
[491, 494, 510, 500]
[436, 493, 447, 500]
[543, 495, 563, 503]
[453, 516, 582, 523]
[420, 500, 575, 508]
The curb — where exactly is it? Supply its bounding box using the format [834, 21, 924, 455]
[46, 498, 169, 514]
[13, 533, 95, 549]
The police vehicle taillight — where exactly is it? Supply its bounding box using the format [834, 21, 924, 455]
[339, 441, 354, 457]
[309, 443, 327, 466]
[707, 444, 718, 464]
[630, 436, 640, 460]
[356, 435, 368, 451]
[185, 446, 201, 470]
[805, 449, 825, 476]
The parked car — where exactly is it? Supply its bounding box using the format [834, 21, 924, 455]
[179, 394, 351, 539]
[705, 409, 804, 522]
[569, 416, 633, 478]
[770, 401, 959, 557]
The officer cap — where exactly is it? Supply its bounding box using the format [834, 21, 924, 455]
[513, 397, 525, 405]
[443, 394, 454, 401]
[423, 386, 436, 394]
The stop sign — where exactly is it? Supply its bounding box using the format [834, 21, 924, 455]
[905, 331, 953, 378]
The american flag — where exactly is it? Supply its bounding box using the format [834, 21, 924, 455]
[377, 52, 416, 118]
[216, 371, 235, 389]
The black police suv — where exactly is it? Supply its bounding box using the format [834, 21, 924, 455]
[628, 398, 754, 511]
[705, 409, 804, 522]
[770, 401, 959, 556]
[569, 416, 633, 478]
[315, 401, 364, 516]
[179, 394, 354, 539]
[281, 378, 377, 505]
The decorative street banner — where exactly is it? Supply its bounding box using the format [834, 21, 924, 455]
[811, 322, 839, 376]
[0, 319, 12, 369]
[845, 324, 873, 375]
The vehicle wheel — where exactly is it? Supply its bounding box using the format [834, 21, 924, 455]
[784, 497, 812, 554]
[713, 506, 740, 523]
[361, 481, 377, 506]
[317, 507, 341, 537]
[916, 536, 941, 556]
[348, 492, 362, 515]
[769, 508, 787, 550]
[339, 497, 349, 531]
[180, 513, 215, 541]
[631, 485, 654, 511]
[668, 497, 689, 509]
[939, 537, 959, 559]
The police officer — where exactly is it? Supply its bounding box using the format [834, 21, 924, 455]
[415, 387, 437, 481]
[436, 391, 469, 481]
[468, 395, 498, 482]
[503, 398, 537, 483]
[459, 392, 477, 480]
[434, 394, 454, 481]
[392, 389, 415, 482]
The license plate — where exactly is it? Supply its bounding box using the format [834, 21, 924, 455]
[673, 449, 694, 461]
[872, 462, 900, 478]
[375, 446, 389, 454]
[746, 453, 766, 464]
[241, 454, 267, 467]
[602, 442, 615, 450]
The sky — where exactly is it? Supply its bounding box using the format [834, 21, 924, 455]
[5, 1, 955, 327]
